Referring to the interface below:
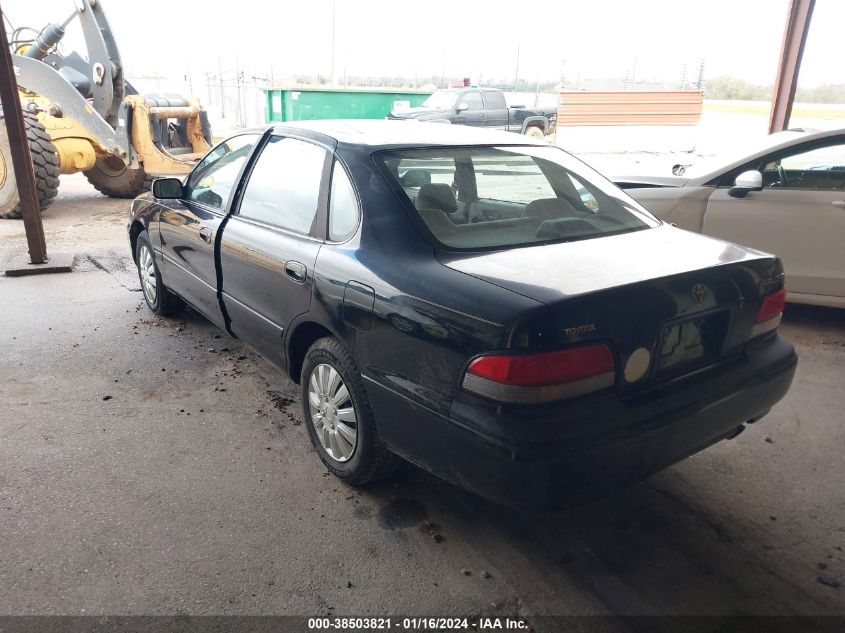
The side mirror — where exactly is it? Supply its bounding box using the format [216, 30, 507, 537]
[455, 103, 469, 113]
[152, 177, 184, 199]
[728, 170, 763, 199]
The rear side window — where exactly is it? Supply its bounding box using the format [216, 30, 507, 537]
[328, 161, 360, 241]
[377, 146, 657, 250]
[483, 91, 507, 110]
[185, 134, 259, 209]
[238, 136, 328, 234]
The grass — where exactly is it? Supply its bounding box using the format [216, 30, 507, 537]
[704, 100, 845, 119]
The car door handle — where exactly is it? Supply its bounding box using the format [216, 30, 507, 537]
[832, 200, 845, 208]
[199, 227, 213, 243]
[284, 260, 307, 283]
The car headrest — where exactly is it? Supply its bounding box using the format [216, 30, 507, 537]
[416, 183, 458, 214]
[524, 197, 579, 220]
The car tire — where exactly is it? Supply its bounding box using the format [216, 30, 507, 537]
[135, 230, 178, 316]
[523, 125, 545, 139]
[301, 336, 398, 485]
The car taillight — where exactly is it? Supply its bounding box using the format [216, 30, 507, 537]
[751, 288, 786, 337]
[462, 344, 615, 403]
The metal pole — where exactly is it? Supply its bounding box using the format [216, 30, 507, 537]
[218, 57, 225, 119]
[235, 55, 242, 127]
[0, 5, 47, 264]
[513, 43, 520, 93]
[769, 0, 815, 134]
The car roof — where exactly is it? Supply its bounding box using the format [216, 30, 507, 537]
[268, 119, 548, 149]
[683, 126, 845, 185]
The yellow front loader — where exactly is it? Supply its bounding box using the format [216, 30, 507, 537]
[0, 0, 211, 219]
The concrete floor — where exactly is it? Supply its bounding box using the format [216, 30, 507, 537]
[1, 175, 844, 627]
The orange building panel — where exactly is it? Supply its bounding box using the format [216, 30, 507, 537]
[557, 91, 704, 126]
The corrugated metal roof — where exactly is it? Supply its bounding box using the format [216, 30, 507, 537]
[557, 91, 704, 126]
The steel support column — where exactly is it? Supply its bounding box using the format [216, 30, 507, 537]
[0, 4, 48, 263]
[769, 0, 815, 134]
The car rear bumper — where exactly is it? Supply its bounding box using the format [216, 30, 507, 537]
[365, 335, 797, 510]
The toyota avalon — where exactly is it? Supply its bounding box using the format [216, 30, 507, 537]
[129, 120, 796, 509]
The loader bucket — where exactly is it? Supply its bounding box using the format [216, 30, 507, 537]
[126, 94, 212, 177]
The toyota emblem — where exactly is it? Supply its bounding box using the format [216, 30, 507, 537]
[691, 283, 708, 303]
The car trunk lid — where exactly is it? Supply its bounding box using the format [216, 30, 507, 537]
[438, 226, 782, 392]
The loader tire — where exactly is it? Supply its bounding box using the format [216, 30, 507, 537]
[0, 111, 61, 219]
[84, 155, 152, 199]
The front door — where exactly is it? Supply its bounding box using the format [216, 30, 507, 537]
[218, 134, 331, 369]
[703, 137, 845, 300]
[452, 91, 486, 127]
[158, 133, 261, 327]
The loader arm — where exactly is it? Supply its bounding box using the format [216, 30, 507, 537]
[76, 0, 125, 124]
[2, 0, 212, 218]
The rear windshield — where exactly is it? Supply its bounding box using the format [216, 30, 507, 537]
[376, 145, 658, 250]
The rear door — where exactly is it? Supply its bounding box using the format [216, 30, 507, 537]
[703, 136, 845, 299]
[158, 133, 261, 328]
[218, 134, 332, 369]
[482, 90, 508, 129]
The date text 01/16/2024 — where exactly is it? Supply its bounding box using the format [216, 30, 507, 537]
[307, 617, 530, 630]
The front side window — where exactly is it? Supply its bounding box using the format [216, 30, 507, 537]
[238, 136, 328, 234]
[185, 134, 259, 209]
[458, 92, 483, 111]
[421, 91, 458, 110]
[760, 140, 845, 190]
[377, 146, 657, 250]
[328, 161, 360, 241]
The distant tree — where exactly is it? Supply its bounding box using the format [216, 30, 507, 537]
[706, 76, 771, 101]
[796, 83, 845, 104]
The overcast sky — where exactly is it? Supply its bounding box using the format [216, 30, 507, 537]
[3, 0, 842, 88]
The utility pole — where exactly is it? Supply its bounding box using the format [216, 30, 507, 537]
[630, 57, 637, 90]
[330, 0, 337, 87]
[218, 57, 225, 119]
[513, 43, 520, 93]
[235, 56, 243, 128]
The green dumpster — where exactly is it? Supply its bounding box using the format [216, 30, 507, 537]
[264, 87, 433, 123]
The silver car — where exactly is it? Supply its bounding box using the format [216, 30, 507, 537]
[615, 128, 845, 309]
